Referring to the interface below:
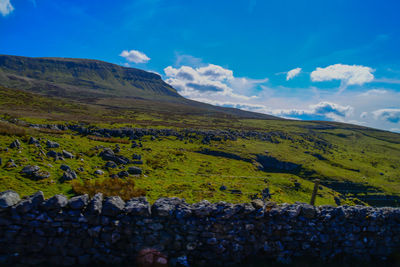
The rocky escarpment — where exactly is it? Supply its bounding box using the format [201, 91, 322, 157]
[0, 190, 399, 266]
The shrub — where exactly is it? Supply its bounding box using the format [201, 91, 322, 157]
[0, 121, 28, 136]
[72, 178, 146, 201]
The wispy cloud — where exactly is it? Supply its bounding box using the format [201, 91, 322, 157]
[286, 67, 302, 81]
[0, 0, 14, 16]
[120, 49, 150, 64]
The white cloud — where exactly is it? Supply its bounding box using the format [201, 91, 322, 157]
[311, 64, 374, 88]
[310, 101, 354, 118]
[0, 0, 14, 16]
[286, 67, 302, 81]
[372, 109, 400, 123]
[164, 63, 267, 101]
[359, 89, 387, 97]
[273, 102, 354, 121]
[120, 49, 150, 64]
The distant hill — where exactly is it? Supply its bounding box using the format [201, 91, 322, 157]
[0, 55, 277, 120]
[0, 55, 180, 100]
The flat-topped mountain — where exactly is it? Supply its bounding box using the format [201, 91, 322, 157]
[0, 54, 276, 119]
[0, 54, 180, 99]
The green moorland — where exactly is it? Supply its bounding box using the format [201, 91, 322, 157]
[0, 86, 400, 206]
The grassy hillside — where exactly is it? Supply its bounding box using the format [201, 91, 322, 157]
[0, 87, 399, 206]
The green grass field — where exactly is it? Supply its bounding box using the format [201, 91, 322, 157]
[0, 84, 399, 206]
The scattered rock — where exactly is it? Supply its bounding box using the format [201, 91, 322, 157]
[62, 150, 74, 159]
[60, 164, 71, 171]
[118, 170, 129, 178]
[28, 137, 39, 145]
[127, 166, 142, 175]
[94, 169, 104, 175]
[46, 140, 60, 148]
[20, 165, 40, 176]
[132, 154, 141, 160]
[46, 150, 58, 159]
[62, 170, 77, 181]
[5, 159, 17, 168]
[230, 189, 242, 195]
[20, 165, 50, 180]
[9, 139, 21, 149]
[105, 161, 117, 169]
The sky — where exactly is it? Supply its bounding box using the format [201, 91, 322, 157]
[1, 0, 400, 132]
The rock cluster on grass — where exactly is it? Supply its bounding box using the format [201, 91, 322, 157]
[28, 122, 310, 147]
[20, 165, 50, 180]
[0, 190, 399, 266]
[9, 139, 21, 149]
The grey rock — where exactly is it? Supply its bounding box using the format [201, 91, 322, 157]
[42, 194, 68, 210]
[15, 191, 44, 213]
[5, 159, 17, 168]
[94, 169, 105, 175]
[102, 196, 125, 217]
[60, 164, 71, 171]
[62, 170, 77, 181]
[69, 194, 89, 210]
[192, 200, 213, 217]
[62, 150, 74, 159]
[46, 140, 60, 148]
[117, 170, 129, 178]
[152, 197, 187, 217]
[46, 150, 58, 158]
[9, 139, 21, 149]
[86, 193, 103, 215]
[251, 199, 264, 209]
[105, 161, 117, 169]
[127, 166, 142, 175]
[99, 148, 115, 161]
[33, 170, 50, 180]
[0, 190, 20, 210]
[28, 137, 39, 145]
[124, 197, 151, 216]
[20, 165, 40, 176]
[300, 204, 316, 218]
[132, 154, 141, 160]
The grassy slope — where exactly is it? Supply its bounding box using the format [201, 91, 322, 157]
[0, 87, 399, 206]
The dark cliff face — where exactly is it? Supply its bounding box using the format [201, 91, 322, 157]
[0, 55, 181, 100]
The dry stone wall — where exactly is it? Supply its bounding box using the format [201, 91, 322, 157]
[0, 190, 399, 266]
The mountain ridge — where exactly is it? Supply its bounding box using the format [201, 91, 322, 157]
[0, 54, 277, 120]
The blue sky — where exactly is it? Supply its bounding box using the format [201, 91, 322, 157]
[1, 0, 400, 132]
